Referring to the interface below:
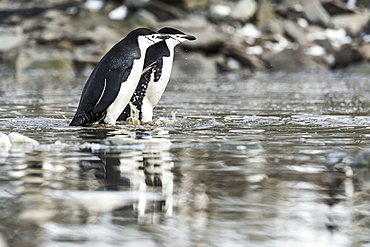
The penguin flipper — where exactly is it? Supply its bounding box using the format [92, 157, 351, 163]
[142, 59, 163, 82]
[93, 63, 133, 114]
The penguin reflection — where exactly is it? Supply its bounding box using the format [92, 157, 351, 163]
[81, 133, 174, 219]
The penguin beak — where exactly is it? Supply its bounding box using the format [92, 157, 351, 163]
[168, 34, 196, 42]
[184, 34, 196, 41]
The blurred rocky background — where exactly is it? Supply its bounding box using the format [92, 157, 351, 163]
[0, 0, 370, 77]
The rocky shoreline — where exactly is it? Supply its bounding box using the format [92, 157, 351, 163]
[0, 0, 369, 77]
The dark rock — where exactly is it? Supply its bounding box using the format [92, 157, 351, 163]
[333, 45, 363, 68]
[125, 0, 152, 8]
[314, 39, 335, 54]
[363, 19, 370, 35]
[345, 62, 370, 74]
[0, 1, 82, 24]
[0, 7, 48, 24]
[356, 0, 370, 9]
[301, 0, 334, 28]
[267, 48, 327, 71]
[352, 149, 370, 166]
[322, 1, 355, 16]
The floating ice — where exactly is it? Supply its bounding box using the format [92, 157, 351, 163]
[0, 132, 11, 147]
[8, 132, 39, 145]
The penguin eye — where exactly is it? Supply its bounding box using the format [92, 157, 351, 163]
[152, 35, 155, 38]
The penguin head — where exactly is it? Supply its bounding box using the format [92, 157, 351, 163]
[157, 27, 196, 47]
[128, 28, 170, 49]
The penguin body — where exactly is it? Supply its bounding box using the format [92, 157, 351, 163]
[70, 28, 168, 126]
[119, 27, 196, 123]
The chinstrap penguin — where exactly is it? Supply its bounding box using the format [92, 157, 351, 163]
[118, 27, 196, 123]
[70, 28, 169, 126]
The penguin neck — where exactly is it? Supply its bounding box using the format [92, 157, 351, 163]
[137, 37, 157, 59]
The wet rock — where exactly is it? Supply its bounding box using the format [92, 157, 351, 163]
[130, 9, 158, 27]
[183, 0, 208, 9]
[275, 1, 306, 20]
[267, 48, 327, 71]
[283, 19, 308, 45]
[345, 62, 370, 74]
[322, 1, 355, 15]
[356, 0, 370, 8]
[8, 132, 39, 145]
[256, 0, 276, 28]
[125, 0, 150, 8]
[363, 19, 370, 36]
[301, 0, 334, 28]
[0, 35, 27, 68]
[314, 39, 335, 54]
[229, 0, 258, 23]
[222, 45, 266, 70]
[332, 12, 370, 36]
[16, 49, 74, 71]
[333, 45, 363, 69]
[352, 149, 370, 166]
[159, 16, 226, 52]
[262, 19, 284, 36]
[359, 42, 370, 60]
[171, 51, 218, 80]
[142, 1, 186, 21]
[86, 25, 122, 45]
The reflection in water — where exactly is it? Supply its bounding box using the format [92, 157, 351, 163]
[0, 128, 176, 246]
[2, 70, 370, 246]
[80, 130, 175, 222]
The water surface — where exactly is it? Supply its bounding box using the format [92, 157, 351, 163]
[1, 69, 370, 246]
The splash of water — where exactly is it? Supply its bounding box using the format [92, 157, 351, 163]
[155, 112, 178, 126]
[125, 102, 141, 125]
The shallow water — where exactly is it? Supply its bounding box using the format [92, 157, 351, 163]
[1, 69, 370, 247]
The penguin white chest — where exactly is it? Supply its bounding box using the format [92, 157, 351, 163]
[104, 58, 145, 125]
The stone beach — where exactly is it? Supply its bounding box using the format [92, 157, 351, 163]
[0, 0, 369, 77]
